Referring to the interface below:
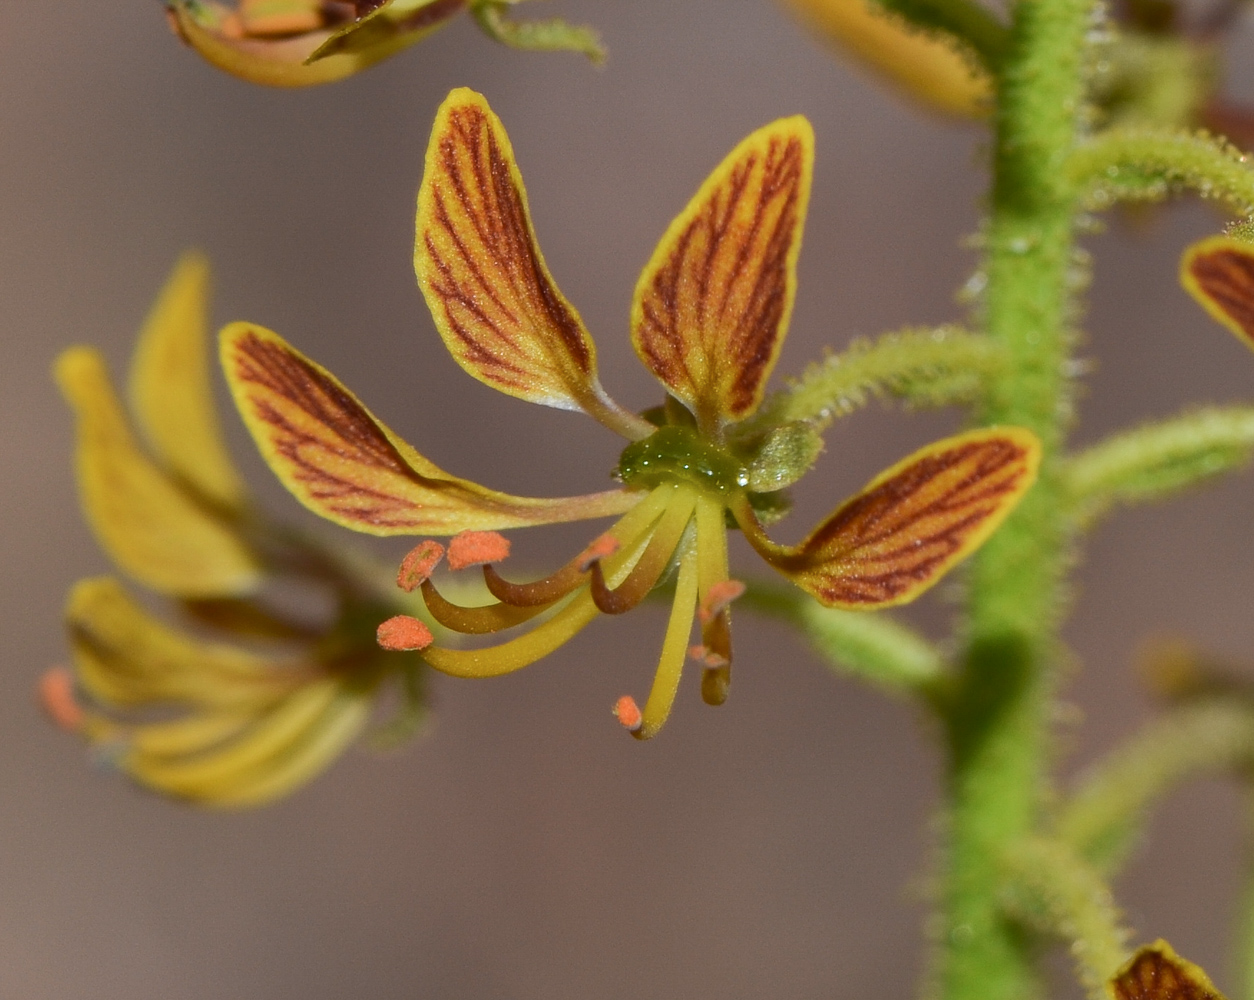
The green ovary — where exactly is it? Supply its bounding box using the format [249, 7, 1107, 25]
[617, 426, 749, 496]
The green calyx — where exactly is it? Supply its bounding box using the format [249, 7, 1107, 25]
[616, 425, 750, 496]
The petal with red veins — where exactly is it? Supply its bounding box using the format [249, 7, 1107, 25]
[631, 116, 814, 429]
[415, 89, 646, 439]
[1180, 236, 1254, 351]
[740, 428, 1040, 608]
[220, 323, 640, 535]
[1109, 941, 1226, 1000]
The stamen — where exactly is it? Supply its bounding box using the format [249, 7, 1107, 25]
[376, 616, 434, 652]
[397, 540, 445, 592]
[448, 530, 511, 570]
[694, 496, 735, 707]
[484, 485, 675, 608]
[613, 695, 643, 732]
[38, 667, 84, 733]
[578, 533, 621, 572]
[699, 579, 746, 624]
[590, 492, 696, 614]
[629, 539, 701, 741]
[688, 644, 729, 668]
[419, 578, 549, 635]
[421, 510, 668, 679]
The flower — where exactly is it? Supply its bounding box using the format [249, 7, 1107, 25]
[220, 88, 1041, 740]
[164, 0, 603, 88]
[48, 254, 429, 807]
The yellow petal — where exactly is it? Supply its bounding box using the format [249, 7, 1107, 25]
[1108, 941, 1226, 1000]
[125, 680, 370, 807]
[778, 0, 992, 120]
[631, 117, 814, 430]
[415, 89, 649, 439]
[56, 348, 261, 597]
[1180, 236, 1254, 351]
[166, 0, 460, 88]
[67, 577, 301, 709]
[129, 252, 246, 509]
[220, 322, 642, 535]
[738, 427, 1040, 608]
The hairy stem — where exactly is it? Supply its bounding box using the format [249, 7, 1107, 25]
[1058, 698, 1254, 874]
[1068, 128, 1254, 217]
[935, 0, 1092, 996]
[1001, 838, 1131, 1000]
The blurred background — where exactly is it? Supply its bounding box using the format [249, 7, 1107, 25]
[5, 2, 1254, 997]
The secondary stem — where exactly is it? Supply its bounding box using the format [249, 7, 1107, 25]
[935, 0, 1093, 997]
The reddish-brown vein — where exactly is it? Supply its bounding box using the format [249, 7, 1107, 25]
[1191, 249, 1254, 341]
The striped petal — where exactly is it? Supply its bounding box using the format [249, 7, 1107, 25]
[737, 428, 1040, 608]
[165, 0, 462, 88]
[631, 117, 814, 430]
[129, 252, 247, 509]
[1180, 236, 1254, 351]
[1109, 942, 1226, 1000]
[415, 89, 649, 439]
[56, 347, 261, 598]
[220, 323, 641, 535]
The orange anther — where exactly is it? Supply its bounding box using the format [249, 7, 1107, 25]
[376, 615, 434, 652]
[613, 695, 643, 732]
[578, 533, 621, 572]
[698, 579, 746, 624]
[689, 644, 729, 668]
[397, 539, 445, 592]
[447, 530, 511, 570]
[38, 667, 84, 733]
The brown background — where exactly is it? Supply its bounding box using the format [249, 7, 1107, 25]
[4, 2, 1254, 997]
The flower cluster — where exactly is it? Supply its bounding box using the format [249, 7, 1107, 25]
[47, 254, 430, 806]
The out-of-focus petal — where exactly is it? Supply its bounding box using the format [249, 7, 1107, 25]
[56, 348, 261, 598]
[1180, 236, 1254, 350]
[415, 89, 648, 438]
[738, 428, 1040, 608]
[1109, 941, 1226, 1000]
[129, 252, 247, 509]
[66, 577, 302, 709]
[631, 117, 814, 430]
[220, 323, 642, 535]
[124, 679, 372, 808]
[166, 0, 463, 88]
[778, 0, 992, 119]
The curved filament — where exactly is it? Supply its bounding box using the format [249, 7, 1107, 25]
[419, 578, 551, 635]
[422, 518, 660, 679]
[590, 490, 696, 614]
[484, 485, 674, 607]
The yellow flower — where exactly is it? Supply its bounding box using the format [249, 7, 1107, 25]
[164, 0, 466, 87]
[221, 88, 1041, 740]
[48, 254, 428, 807]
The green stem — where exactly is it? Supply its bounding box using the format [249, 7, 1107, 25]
[1067, 128, 1254, 217]
[1057, 698, 1254, 874]
[1000, 837, 1131, 1000]
[935, 0, 1092, 996]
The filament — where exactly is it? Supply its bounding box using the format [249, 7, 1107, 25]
[484, 485, 675, 607]
[419, 578, 551, 635]
[590, 490, 696, 614]
[695, 494, 733, 706]
[633, 535, 701, 740]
